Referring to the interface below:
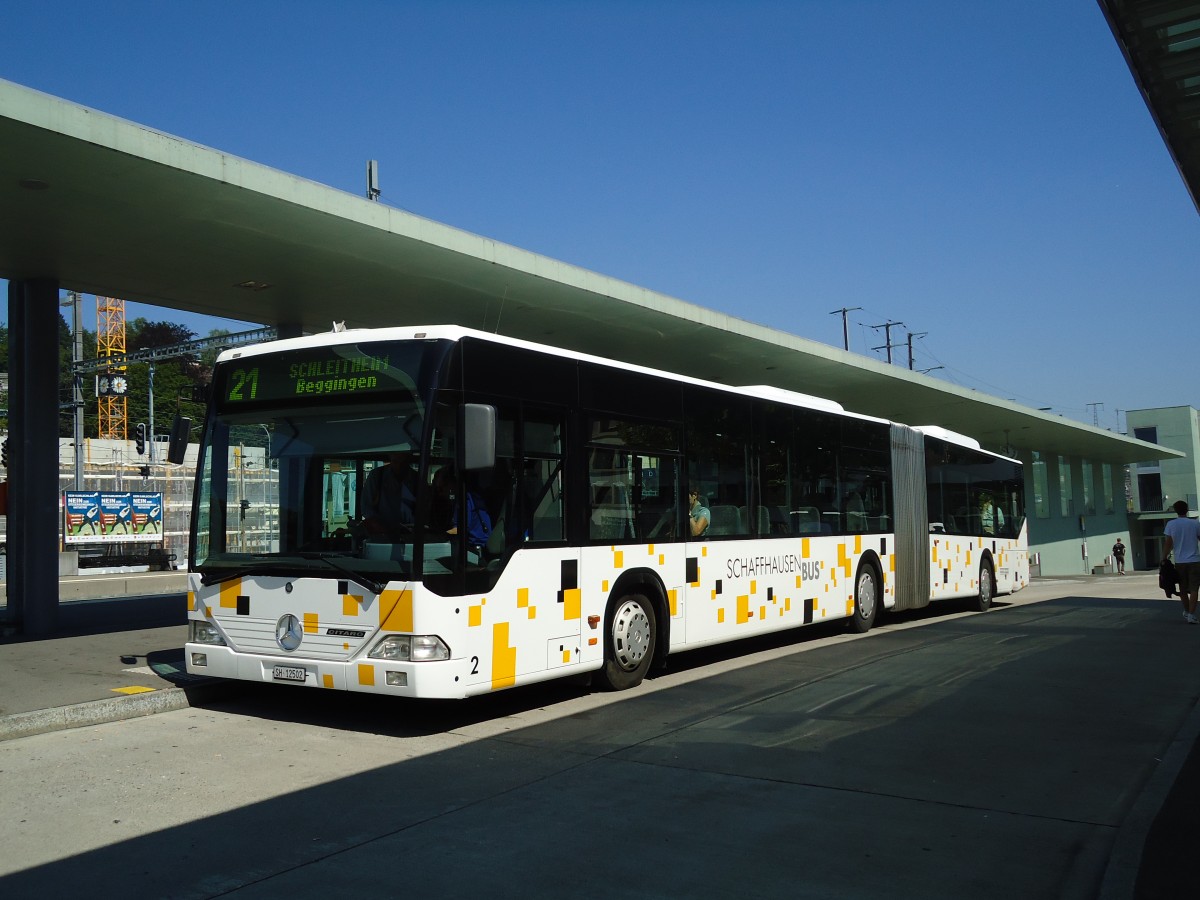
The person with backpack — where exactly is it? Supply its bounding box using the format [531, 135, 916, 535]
[1164, 501, 1200, 623]
[1111, 537, 1127, 575]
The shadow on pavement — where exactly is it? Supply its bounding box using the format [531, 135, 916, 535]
[0, 593, 186, 643]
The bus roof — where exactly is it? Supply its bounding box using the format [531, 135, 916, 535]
[215, 324, 887, 426]
[914, 425, 1019, 463]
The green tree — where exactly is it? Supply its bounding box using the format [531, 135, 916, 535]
[1, 315, 75, 435]
[122, 318, 198, 446]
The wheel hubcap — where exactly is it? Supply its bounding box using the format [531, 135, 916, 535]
[857, 572, 876, 620]
[612, 600, 651, 671]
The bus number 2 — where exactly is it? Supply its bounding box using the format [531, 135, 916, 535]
[470, 656, 479, 675]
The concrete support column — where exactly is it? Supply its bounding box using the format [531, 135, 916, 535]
[6, 278, 61, 635]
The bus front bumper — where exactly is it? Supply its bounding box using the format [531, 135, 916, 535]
[184, 643, 472, 699]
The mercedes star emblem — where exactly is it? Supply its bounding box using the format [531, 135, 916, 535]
[276, 613, 303, 651]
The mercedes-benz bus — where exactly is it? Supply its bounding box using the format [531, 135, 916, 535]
[184, 325, 1027, 698]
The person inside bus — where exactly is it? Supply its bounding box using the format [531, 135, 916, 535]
[689, 490, 710, 537]
[362, 449, 418, 537]
[979, 492, 1005, 535]
[432, 465, 492, 561]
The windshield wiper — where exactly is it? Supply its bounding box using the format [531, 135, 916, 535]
[200, 554, 388, 595]
[296, 553, 386, 596]
[199, 560, 292, 587]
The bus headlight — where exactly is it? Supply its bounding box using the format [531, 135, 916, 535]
[190, 621, 226, 646]
[369, 634, 450, 662]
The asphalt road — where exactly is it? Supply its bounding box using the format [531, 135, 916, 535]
[0, 573, 1195, 900]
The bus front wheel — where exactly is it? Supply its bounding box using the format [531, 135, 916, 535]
[849, 562, 879, 633]
[972, 560, 995, 612]
[597, 593, 657, 691]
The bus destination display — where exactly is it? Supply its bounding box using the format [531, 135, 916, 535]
[220, 345, 402, 406]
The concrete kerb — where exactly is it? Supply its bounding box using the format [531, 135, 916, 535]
[0, 681, 236, 743]
[1098, 686, 1200, 900]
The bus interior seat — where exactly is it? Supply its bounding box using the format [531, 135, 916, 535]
[590, 481, 633, 540]
[845, 493, 867, 531]
[593, 505, 635, 540]
[486, 502, 508, 557]
[708, 505, 742, 536]
[791, 506, 821, 534]
[740, 506, 771, 535]
[643, 507, 675, 540]
[483, 506, 509, 573]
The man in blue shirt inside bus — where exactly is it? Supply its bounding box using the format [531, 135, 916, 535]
[449, 485, 491, 556]
[1163, 499, 1200, 623]
[434, 464, 492, 560]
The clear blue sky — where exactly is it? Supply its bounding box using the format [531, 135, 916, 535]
[3, 0, 1197, 432]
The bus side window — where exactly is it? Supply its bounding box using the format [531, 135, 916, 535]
[587, 416, 679, 543]
[684, 388, 750, 538]
[636, 455, 679, 540]
[523, 409, 565, 543]
[527, 462, 563, 540]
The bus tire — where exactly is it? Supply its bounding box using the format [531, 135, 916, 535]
[972, 559, 994, 612]
[597, 593, 657, 691]
[849, 561, 879, 633]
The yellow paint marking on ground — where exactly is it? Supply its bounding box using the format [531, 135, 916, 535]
[112, 685, 156, 695]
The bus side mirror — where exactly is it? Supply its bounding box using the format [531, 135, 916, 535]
[167, 415, 192, 465]
[463, 404, 496, 471]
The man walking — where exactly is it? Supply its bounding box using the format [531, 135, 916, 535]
[1112, 537, 1127, 575]
[1163, 500, 1200, 623]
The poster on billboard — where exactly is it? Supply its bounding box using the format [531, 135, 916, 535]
[63, 491, 101, 541]
[63, 491, 163, 544]
[130, 492, 163, 536]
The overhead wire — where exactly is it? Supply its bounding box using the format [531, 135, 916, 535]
[839, 305, 1091, 422]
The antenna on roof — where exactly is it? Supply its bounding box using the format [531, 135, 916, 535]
[366, 160, 380, 201]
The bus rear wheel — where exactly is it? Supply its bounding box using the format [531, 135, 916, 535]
[597, 593, 657, 691]
[972, 560, 995, 612]
[849, 562, 879, 633]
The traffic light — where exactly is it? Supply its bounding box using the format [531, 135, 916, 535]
[167, 415, 192, 464]
[135, 423, 146, 456]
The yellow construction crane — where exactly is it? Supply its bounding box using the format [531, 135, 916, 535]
[96, 296, 127, 440]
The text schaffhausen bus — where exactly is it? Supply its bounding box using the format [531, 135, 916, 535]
[727, 554, 823, 580]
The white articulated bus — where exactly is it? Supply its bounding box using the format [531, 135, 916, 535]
[184, 325, 1028, 698]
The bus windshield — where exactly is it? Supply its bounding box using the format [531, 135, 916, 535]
[192, 338, 451, 586]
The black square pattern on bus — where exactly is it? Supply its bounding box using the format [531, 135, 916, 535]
[558, 559, 578, 604]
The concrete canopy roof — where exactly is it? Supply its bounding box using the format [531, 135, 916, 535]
[0, 77, 1173, 465]
[1101, 0, 1200, 217]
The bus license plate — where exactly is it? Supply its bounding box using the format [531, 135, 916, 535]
[272, 665, 306, 683]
